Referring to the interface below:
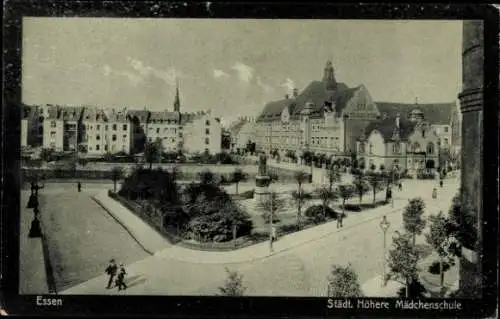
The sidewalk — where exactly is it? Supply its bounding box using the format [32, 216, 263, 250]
[19, 192, 49, 294]
[93, 191, 171, 255]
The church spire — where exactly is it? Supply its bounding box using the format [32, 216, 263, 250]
[173, 79, 180, 112]
[323, 60, 337, 91]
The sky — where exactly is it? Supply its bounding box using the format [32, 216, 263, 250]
[22, 18, 463, 124]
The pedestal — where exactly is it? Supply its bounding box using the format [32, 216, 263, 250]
[255, 175, 271, 203]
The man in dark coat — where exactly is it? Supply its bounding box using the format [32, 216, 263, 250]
[116, 264, 127, 291]
[77, 182, 82, 192]
[105, 259, 118, 289]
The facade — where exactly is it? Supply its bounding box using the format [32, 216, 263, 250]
[42, 105, 64, 151]
[235, 120, 257, 152]
[183, 112, 222, 155]
[148, 111, 182, 152]
[255, 61, 380, 161]
[126, 109, 150, 154]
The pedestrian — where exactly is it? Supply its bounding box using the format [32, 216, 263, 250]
[116, 264, 127, 291]
[432, 187, 437, 199]
[271, 225, 277, 242]
[337, 213, 344, 228]
[77, 182, 82, 192]
[439, 180, 443, 188]
[398, 182, 402, 191]
[105, 259, 118, 289]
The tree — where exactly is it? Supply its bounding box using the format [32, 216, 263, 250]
[403, 197, 427, 247]
[110, 166, 125, 193]
[257, 192, 286, 224]
[199, 169, 216, 185]
[291, 189, 312, 229]
[425, 211, 455, 294]
[144, 141, 160, 170]
[327, 165, 342, 193]
[338, 184, 354, 217]
[352, 172, 368, 203]
[231, 168, 246, 195]
[316, 186, 337, 219]
[327, 263, 363, 297]
[218, 267, 246, 296]
[40, 148, 54, 162]
[366, 172, 382, 203]
[388, 231, 421, 298]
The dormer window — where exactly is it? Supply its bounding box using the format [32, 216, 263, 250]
[393, 142, 401, 154]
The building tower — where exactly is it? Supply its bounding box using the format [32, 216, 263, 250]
[173, 79, 181, 112]
[323, 60, 337, 91]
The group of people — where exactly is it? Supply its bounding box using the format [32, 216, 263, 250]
[105, 259, 128, 291]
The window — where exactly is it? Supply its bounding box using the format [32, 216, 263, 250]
[122, 134, 127, 140]
[105, 145, 108, 151]
[111, 145, 116, 152]
[97, 124, 101, 130]
[112, 124, 117, 130]
[369, 143, 373, 155]
[393, 142, 401, 154]
[205, 138, 210, 145]
[157, 128, 160, 134]
[179, 132, 183, 138]
[123, 124, 127, 131]
[205, 128, 210, 135]
[359, 142, 365, 153]
[444, 138, 449, 145]
[412, 142, 421, 152]
[50, 142, 56, 148]
[426, 142, 434, 154]
[444, 126, 449, 133]
[50, 131, 56, 139]
[105, 125, 108, 131]
[96, 135, 101, 141]
[112, 134, 117, 141]
[96, 145, 100, 151]
[50, 121, 57, 128]
[206, 120, 210, 126]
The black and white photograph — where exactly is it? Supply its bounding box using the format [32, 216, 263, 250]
[5, 3, 497, 317]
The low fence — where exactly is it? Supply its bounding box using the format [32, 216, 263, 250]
[108, 191, 267, 251]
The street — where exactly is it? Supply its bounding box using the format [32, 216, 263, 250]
[58, 175, 458, 296]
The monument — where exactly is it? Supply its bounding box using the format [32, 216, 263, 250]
[255, 152, 271, 203]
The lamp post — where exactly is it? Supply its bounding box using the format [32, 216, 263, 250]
[379, 215, 391, 286]
[28, 173, 45, 238]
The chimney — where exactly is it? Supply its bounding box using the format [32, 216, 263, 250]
[293, 88, 298, 98]
[395, 113, 400, 128]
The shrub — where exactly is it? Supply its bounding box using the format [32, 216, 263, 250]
[277, 223, 300, 235]
[240, 189, 254, 199]
[428, 261, 451, 275]
[304, 205, 341, 223]
[344, 200, 388, 212]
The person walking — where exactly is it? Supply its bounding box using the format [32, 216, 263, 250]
[115, 264, 128, 291]
[105, 259, 118, 289]
[432, 187, 437, 199]
[398, 182, 402, 191]
[271, 225, 277, 243]
[77, 182, 82, 192]
[337, 212, 344, 228]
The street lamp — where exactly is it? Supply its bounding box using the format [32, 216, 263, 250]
[379, 215, 391, 287]
[269, 185, 274, 254]
[28, 174, 45, 238]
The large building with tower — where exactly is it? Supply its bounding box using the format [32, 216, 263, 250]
[254, 60, 459, 169]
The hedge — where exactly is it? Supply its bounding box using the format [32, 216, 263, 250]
[343, 200, 389, 212]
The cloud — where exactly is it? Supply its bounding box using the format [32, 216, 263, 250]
[231, 62, 254, 83]
[256, 76, 274, 94]
[281, 78, 296, 93]
[102, 64, 144, 87]
[127, 57, 181, 86]
[213, 69, 230, 79]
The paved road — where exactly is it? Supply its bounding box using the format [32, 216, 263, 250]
[61, 177, 458, 296]
[35, 186, 149, 292]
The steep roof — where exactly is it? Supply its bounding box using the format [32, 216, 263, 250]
[228, 120, 246, 136]
[257, 80, 355, 122]
[375, 102, 456, 125]
[149, 111, 180, 123]
[60, 106, 85, 121]
[45, 105, 61, 120]
[126, 109, 150, 122]
[362, 117, 417, 142]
